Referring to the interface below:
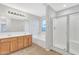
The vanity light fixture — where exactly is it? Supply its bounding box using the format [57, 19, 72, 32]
[8, 11, 25, 17]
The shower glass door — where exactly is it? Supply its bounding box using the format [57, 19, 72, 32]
[53, 16, 67, 50]
[69, 13, 79, 54]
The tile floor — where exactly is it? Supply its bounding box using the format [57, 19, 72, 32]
[10, 43, 61, 55]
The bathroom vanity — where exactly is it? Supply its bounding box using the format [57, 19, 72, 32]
[0, 33, 32, 55]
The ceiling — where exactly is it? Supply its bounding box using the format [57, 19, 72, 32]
[47, 3, 79, 11]
[2, 3, 79, 16]
[2, 3, 46, 16]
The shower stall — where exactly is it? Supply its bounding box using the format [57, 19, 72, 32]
[52, 12, 79, 55]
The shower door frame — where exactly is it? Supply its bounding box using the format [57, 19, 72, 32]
[52, 15, 69, 52]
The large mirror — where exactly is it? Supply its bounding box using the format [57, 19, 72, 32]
[0, 16, 30, 33]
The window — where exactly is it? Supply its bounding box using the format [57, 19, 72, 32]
[41, 17, 46, 32]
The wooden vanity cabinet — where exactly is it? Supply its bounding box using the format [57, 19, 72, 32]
[0, 39, 10, 55]
[24, 36, 29, 47]
[0, 35, 32, 55]
[17, 36, 24, 50]
[10, 37, 18, 52]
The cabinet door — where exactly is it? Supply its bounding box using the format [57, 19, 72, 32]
[24, 36, 29, 47]
[17, 36, 24, 49]
[10, 37, 18, 52]
[53, 17, 67, 50]
[28, 35, 32, 46]
[0, 39, 10, 54]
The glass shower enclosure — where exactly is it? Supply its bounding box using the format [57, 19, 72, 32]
[52, 13, 79, 55]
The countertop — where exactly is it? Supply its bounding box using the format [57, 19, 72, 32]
[0, 32, 32, 39]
